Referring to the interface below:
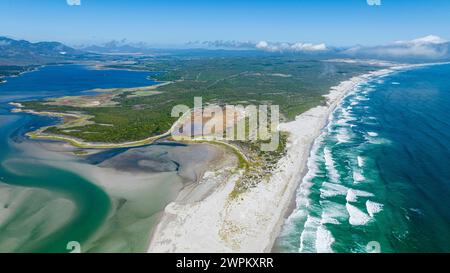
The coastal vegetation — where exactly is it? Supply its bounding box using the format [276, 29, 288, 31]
[0, 65, 37, 82]
[20, 55, 377, 144]
[229, 132, 289, 199]
[14, 55, 379, 198]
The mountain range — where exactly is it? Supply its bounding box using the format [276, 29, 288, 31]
[1, 35, 450, 66]
[0, 36, 84, 65]
[189, 35, 450, 62]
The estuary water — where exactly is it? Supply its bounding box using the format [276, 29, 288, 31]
[0, 65, 160, 252]
[276, 64, 450, 253]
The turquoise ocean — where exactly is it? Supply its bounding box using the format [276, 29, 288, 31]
[275, 64, 450, 253]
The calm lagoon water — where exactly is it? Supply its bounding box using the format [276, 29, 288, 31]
[0, 65, 159, 252]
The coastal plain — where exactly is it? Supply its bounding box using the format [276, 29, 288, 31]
[1, 54, 389, 252]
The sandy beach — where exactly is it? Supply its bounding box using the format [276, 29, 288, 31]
[147, 66, 402, 253]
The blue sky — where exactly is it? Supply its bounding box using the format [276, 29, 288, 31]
[1, 0, 450, 46]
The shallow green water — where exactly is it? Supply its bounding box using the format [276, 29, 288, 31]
[0, 65, 159, 252]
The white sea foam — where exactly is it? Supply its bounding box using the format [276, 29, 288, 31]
[323, 148, 340, 182]
[320, 182, 348, 198]
[345, 189, 358, 202]
[357, 156, 364, 168]
[368, 137, 391, 145]
[336, 118, 348, 125]
[299, 232, 314, 252]
[296, 181, 313, 209]
[346, 203, 371, 226]
[316, 225, 335, 253]
[281, 208, 309, 239]
[336, 128, 351, 143]
[367, 132, 379, 137]
[340, 107, 349, 115]
[353, 171, 365, 182]
[335, 107, 356, 125]
[295, 139, 325, 209]
[320, 216, 339, 225]
[320, 200, 348, 225]
[299, 215, 321, 252]
[340, 108, 356, 121]
[355, 95, 369, 101]
[346, 189, 374, 202]
[366, 200, 384, 217]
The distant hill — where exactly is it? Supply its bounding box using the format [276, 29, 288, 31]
[341, 35, 450, 62]
[0, 36, 85, 65]
[191, 36, 450, 62]
[2, 35, 449, 67]
[78, 39, 154, 55]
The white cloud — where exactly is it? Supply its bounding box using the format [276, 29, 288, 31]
[290, 42, 327, 51]
[395, 35, 447, 45]
[256, 41, 269, 50]
[67, 0, 81, 6]
[255, 40, 327, 52]
[345, 35, 449, 58]
[190, 36, 448, 59]
[190, 40, 327, 52]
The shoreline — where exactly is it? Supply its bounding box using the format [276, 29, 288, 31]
[266, 62, 450, 252]
[9, 84, 175, 149]
[0, 65, 44, 85]
[7, 66, 176, 149]
[263, 67, 401, 252]
[265, 69, 395, 252]
[10, 105, 171, 149]
[147, 63, 429, 253]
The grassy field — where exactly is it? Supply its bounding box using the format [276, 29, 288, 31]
[21, 54, 377, 143]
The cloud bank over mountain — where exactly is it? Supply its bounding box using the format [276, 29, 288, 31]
[0, 36, 83, 65]
[344, 35, 449, 59]
[188, 36, 450, 60]
[4, 34, 447, 64]
[188, 40, 328, 52]
[255, 41, 327, 52]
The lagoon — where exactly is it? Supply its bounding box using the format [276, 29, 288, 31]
[0, 64, 185, 252]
